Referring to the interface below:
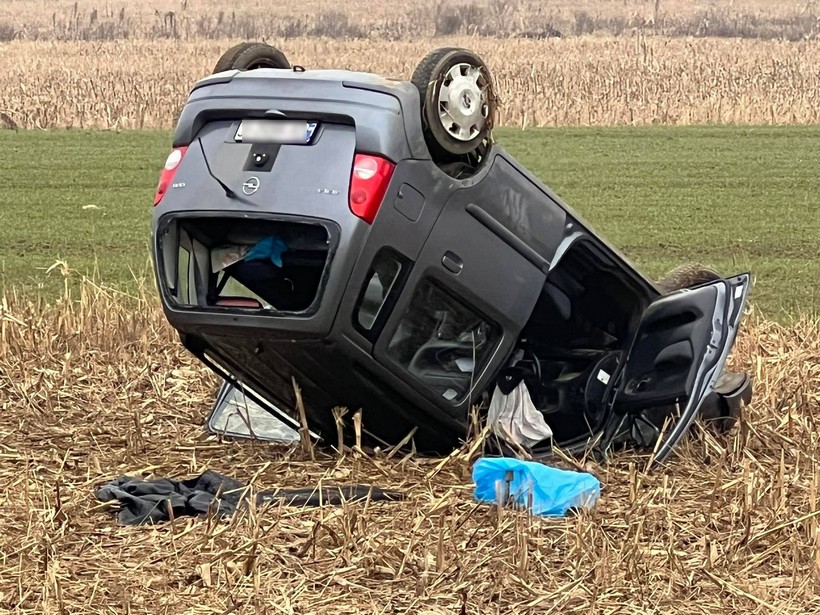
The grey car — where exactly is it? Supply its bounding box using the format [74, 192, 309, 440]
[150, 43, 752, 465]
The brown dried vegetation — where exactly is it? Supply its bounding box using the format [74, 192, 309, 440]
[2, 0, 820, 42]
[0, 277, 819, 612]
[0, 0, 819, 130]
[1, 36, 819, 130]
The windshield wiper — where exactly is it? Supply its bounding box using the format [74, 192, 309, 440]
[197, 138, 236, 199]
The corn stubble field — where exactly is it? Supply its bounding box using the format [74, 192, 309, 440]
[3, 37, 820, 130]
[2, 0, 820, 612]
[1, 0, 819, 129]
[1, 282, 819, 613]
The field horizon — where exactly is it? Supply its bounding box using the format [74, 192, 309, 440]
[1, 1, 818, 133]
[2, 35, 818, 132]
[2, 2, 819, 612]
[3, 0, 820, 42]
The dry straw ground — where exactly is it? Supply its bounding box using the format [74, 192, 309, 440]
[0, 277, 819, 613]
[2, 36, 819, 130]
[1, 0, 819, 131]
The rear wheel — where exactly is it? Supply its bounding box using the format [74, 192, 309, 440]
[656, 263, 721, 293]
[411, 47, 497, 163]
[212, 42, 291, 73]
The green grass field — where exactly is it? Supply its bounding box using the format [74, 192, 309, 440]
[1, 126, 818, 318]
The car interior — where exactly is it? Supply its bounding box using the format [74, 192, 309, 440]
[496, 238, 649, 446]
[169, 217, 331, 313]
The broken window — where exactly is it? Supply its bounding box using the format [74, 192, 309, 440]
[167, 217, 333, 313]
[207, 381, 300, 443]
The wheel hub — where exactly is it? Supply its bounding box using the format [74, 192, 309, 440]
[438, 63, 489, 142]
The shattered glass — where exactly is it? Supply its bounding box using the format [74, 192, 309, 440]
[207, 381, 299, 443]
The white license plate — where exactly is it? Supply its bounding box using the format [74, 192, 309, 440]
[234, 120, 315, 144]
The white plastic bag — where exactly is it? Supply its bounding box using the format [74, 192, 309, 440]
[487, 382, 553, 448]
[211, 245, 250, 272]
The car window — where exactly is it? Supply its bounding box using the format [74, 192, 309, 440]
[353, 249, 409, 342]
[387, 279, 499, 403]
[356, 251, 403, 331]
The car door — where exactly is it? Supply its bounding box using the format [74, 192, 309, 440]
[609, 273, 751, 464]
[372, 192, 548, 418]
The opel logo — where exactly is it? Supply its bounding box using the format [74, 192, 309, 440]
[242, 176, 260, 196]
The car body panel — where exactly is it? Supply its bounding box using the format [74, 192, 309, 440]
[151, 63, 752, 464]
[618, 273, 752, 464]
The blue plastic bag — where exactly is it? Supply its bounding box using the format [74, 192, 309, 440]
[472, 457, 600, 517]
[245, 235, 288, 268]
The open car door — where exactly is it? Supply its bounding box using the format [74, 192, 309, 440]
[607, 273, 751, 465]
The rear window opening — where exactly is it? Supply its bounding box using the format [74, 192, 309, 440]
[166, 217, 331, 314]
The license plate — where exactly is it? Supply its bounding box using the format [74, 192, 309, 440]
[234, 119, 317, 144]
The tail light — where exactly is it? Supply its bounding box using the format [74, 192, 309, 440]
[154, 146, 188, 206]
[349, 154, 395, 224]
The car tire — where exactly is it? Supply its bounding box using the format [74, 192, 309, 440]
[212, 42, 291, 73]
[656, 263, 722, 293]
[411, 47, 497, 161]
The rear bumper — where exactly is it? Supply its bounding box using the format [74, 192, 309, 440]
[180, 324, 467, 452]
[150, 210, 469, 452]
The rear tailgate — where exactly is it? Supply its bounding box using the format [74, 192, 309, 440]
[174, 117, 358, 221]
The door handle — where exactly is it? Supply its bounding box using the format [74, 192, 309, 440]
[441, 251, 463, 274]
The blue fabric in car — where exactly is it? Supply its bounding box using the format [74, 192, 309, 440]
[245, 235, 288, 267]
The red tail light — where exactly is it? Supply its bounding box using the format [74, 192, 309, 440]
[154, 146, 188, 206]
[349, 154, 395, 224]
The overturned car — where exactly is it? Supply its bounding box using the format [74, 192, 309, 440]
[151, 43, 752, 466]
